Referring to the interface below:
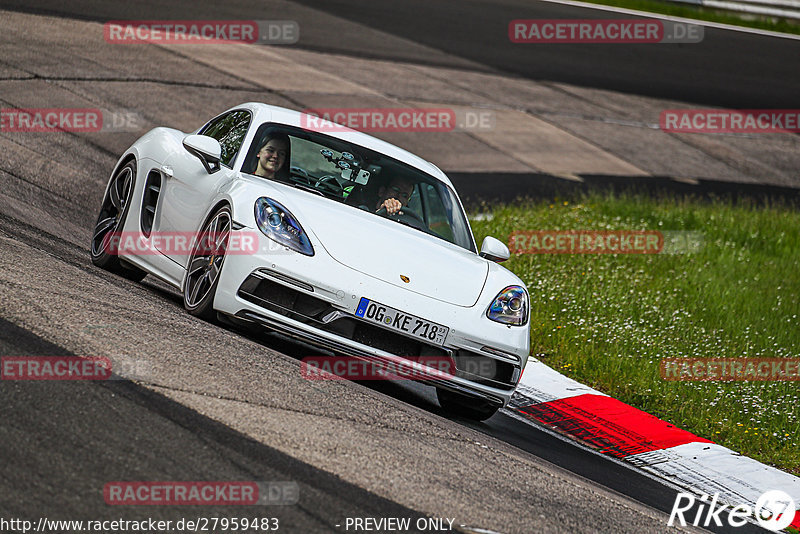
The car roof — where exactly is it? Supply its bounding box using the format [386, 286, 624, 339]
[223, 102, 455, 189]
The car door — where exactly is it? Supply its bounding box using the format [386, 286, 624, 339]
[156, 110, 251, 267]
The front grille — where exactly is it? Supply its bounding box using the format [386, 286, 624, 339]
[324, 318, 450, 359]
[238, 273, 449, 358]
[238, 272, 517, 389]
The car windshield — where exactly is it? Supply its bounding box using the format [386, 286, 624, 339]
[241, 123, 475, 252]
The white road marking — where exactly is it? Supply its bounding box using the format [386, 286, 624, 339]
[531, 0, 800, 40]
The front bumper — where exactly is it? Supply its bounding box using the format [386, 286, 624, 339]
[213, 232, 529, 407]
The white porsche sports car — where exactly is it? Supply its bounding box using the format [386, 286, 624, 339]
[91, 103, 530, 420]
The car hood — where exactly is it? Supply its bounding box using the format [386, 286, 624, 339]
[274, 185, 488, 307]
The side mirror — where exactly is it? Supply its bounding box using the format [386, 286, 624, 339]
[183, 134, 222, 174]
[479, 236, 510, 262]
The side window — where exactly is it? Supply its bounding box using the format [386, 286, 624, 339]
[200, 111, 251, 168]
[420, 183, 454, 241]
[405, 185, 423, 216]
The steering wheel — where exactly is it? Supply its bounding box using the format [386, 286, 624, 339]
[375, 206, 428, 232]
[315, 175, 346, 196]
[289, 167, 314, 186]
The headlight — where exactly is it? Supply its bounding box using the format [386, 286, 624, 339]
[254, 197, 314, 256]
[486, 286, 528, 326]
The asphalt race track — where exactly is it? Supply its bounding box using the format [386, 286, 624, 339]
[4, 0, 799, 108]
[0, 1, 794, 533]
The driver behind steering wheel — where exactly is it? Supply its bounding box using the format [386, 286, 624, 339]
[375, 177, 414, 215]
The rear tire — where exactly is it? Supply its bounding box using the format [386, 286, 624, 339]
[436, 389, 500, 421]
[90, 161, 147, 282]
[183, 206, 232, 321]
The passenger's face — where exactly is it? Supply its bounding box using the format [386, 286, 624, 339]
[257, 139, 288, 176]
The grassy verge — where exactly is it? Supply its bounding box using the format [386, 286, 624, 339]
[568, 0, 800, 35]
[470, 192, 800, 475]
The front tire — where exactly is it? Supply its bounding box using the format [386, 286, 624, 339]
[436, 389, 500, 421]
[90, 161, 147, 282]
[183, 206, 232, 321]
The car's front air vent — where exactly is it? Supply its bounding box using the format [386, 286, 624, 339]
[238, 275, 332, 323]
[452, 350, 517, 390]
[256, 269, 314, 292]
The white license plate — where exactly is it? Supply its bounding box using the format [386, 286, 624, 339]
[355, 297, 449, 346]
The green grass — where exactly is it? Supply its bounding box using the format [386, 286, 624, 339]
[470, 193, 800, 475]
[572, 0, 800, 35]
